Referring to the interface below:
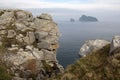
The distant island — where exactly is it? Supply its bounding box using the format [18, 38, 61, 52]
[79, 15, 98, 22]
[70, 18, 75, 22]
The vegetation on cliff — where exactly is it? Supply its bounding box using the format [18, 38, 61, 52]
[51, 44, 120, 80]
[0, 62, 12, 80]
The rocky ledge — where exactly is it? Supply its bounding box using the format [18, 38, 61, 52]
[0, 9, 63, 80]
[79, 36, 120, 57]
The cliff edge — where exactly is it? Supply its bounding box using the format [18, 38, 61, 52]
[51, 36, 120, 80]
[0, 9, 63, 80]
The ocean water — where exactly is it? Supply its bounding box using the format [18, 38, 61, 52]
[57, 21, 120, 67]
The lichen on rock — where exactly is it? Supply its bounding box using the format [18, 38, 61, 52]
[0, 9, 63, 80]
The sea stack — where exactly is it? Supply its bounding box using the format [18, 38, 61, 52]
[79, 15, 98, 22]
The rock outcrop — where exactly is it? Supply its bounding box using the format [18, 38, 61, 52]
[70, 18, 75, 22]
[50, 36, 120, 80]
[79, 15, 98, 22]
[79, 39, 110, 57]
[110, 36, 120, 54]
[0, 9, 63, 80]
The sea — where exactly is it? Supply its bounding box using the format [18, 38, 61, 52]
[56, 21, 120, 67]
[28, 8, 120, 68]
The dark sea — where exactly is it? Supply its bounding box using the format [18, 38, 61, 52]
[56, 21, 120, 67]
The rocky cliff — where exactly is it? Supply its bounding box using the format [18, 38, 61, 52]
[51, 36, 120, 80]
[0, 9, 63, 80]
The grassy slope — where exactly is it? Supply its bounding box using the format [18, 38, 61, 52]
[0, 62, 12, 80]
[0, 44, 120, 80]
[53, 44, 120, 80]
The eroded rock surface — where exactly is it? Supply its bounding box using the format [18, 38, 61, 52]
[110, 36, 120, 54]
[79, 39, 110, 57]
[0, 9, 63, 80]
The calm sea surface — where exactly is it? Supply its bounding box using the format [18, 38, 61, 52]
[57, 21, 120, 67]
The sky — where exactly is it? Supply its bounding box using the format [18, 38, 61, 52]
[0, 0, 120, 21]
[0, 0, 120, 11]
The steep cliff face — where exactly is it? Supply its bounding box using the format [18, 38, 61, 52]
[0, 9, 63, 80]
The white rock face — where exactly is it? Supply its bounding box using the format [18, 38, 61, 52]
[79, 39, 110, 57]
[110, 36, 120, 54]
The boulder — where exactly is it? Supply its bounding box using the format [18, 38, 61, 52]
[15, 23, 27, 30]
[37, 13, 52, 20]
[0, 30, 7, 35]
[0, 11, 15, 25]
[7, 30, 16, 38]
[79, 39, 110, 57]
[37, 40, 51, 50]
[110, 36, 120, 54]
[23, 32, 35, 44]
[35, 31, 48, 41]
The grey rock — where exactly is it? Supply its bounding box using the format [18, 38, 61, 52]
[16, 34, 24, 43]
[0, 25, 6, 30]
[79, 39, 110, 57]
[7, 30, 16, 38]
[0, 30, 7, 35]
[15, 10, 33, 21]
[110, 36, 120, 54]
[35, 31, 48, 41]
[23, 32, 35, 44]
[32, 48, 44, 60]
[0, 9, 63, 79]
[8, 47, 18, 51]
[0, 11, 14, 25]
[15, 23, 27, 30]
[37, 40, 51, 50]
[28, 32, 35, 44]
[4, 51, 35, 66]
[44, 36, 58, 44]
[42, 49, 56, 61]
[37, 13, 52, 20]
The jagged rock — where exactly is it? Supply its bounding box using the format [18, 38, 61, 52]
[16, 34, 24, 43]
[79, 39, 110, 57]
[0, 9, 62, 79]
[35, 31, 48, 41]
[7, 30, 16, 38]
[42, 49, 56, 61]
[32, 48, 44, 60]
[23, 32, 35, 44]
[0, 11, 15, 25]
[0, 30, 7, 35]
[4, 51, 35, 66]
[110, 36, 120, 54]
[37, 13, 52, 20]
[15, 10, 33, 21]
[37, 40, 51, 50]
[0, 25, 6, 30]
[15, 23, 27, 30]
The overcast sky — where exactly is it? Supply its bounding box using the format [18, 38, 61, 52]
[0, 0, 120, 11]
[0, 0, 120, 21]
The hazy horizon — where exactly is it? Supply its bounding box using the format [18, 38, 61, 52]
[25, 8, 120, 22]
[0, 0, 120, 22]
